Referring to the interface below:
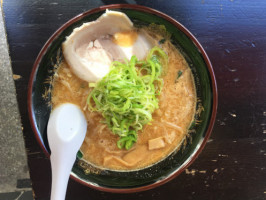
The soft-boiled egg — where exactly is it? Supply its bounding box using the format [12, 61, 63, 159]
[62, 10, 156, 82]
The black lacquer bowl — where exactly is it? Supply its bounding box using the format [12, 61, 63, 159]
[28, 4, 217, 193]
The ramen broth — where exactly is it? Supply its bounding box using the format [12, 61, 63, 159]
[51, 31, 196, 171]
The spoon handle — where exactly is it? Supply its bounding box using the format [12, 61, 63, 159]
[50, 153, 76, 200]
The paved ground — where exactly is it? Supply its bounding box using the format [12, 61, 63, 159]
[0, 5, 33, 200]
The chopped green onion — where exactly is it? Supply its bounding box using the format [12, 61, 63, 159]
[175, 70, 183, 83]
[87, 46, 168, 150]
[77, 150, 83, 159]
[159, 38, 166, 44]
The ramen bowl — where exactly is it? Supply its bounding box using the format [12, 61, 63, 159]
[28, 4, 217, 193]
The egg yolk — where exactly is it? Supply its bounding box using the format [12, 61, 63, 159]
[112, 31, 138, 47]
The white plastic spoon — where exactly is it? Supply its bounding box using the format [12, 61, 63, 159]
[47, 103, 87, 200]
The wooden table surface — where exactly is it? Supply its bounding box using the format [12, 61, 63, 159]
[3, 0, 266, 199]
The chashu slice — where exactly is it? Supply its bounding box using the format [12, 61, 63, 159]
[62, 10, 133, 82]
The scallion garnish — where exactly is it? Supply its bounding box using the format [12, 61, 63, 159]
[175, 70, 183, 83]
[87, 47, 168, 150]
